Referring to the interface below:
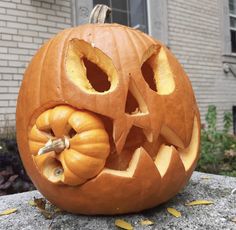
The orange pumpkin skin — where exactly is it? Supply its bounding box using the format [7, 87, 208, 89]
[29, 105, 110, 186]
[16, 24, 200, 215]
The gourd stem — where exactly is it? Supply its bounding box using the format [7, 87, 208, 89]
[38, 137, 69, 155]
[89, 4, 111, 24]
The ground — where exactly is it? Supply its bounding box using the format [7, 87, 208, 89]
[0, 171, 235, 230]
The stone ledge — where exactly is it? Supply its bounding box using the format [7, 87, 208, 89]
[0, 171, 236, 230]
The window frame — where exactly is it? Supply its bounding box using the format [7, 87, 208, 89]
[229, 0, 236, 53]
[71, 0, 168, 44]
[221, 0, 235, 55]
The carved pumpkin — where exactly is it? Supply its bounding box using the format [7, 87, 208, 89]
[16, 6, 200, 215]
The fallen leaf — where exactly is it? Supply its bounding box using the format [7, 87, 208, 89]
[231, 188, 236, 195]
[0, 175, 18, 190]
[0, 167, 13, 176]
[54, 207, 62, 213]
[8, 174, 19, 182]
[201, 176, 210, 180]
[185, 200, 214, 206]
[34, 197, 46, 210]
[40, 209, 53, 219]
[28, 200, 36, 206]
[140, 219, 154, 226]
[115, 219, 133, 230]
[167, 207, 181, 217]
[0, 208, 17, 216]
[231, 216, 236, 223]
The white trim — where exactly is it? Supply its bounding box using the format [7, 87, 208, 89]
[220, 0, 231, 55]
[147, 0, 152, 34]
[229, 13, 236, 18]
[72, 0, 93, 26]
[147, 0, 168, 44]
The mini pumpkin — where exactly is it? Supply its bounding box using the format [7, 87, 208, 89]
[16, 5, 200, 215]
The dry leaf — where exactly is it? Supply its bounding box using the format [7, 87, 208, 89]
[28, 200, 36, 206]
[34, 197, 46, 210]
[167, 207, 181, 217]
[185, 200, 214, 206]
[140, 219, 154, 226]
[54, 207, 62, 213]
[0, 208, 17, 216]
[231, 188, 236, 195]
[201, 176, 210, 180]
[231, 216, 236, 223]
[31, 197, 62, 220]
[115, 219, 133, 230]
[40, 209, 53, 219]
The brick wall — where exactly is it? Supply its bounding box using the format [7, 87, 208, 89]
[167, 0, 236, 129]
[0, 0, 72, 133]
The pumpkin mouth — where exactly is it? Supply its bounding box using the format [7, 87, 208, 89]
[28, 104, 199, 186]
[101, 115, 199, 178]
[105, 125, 148, 170]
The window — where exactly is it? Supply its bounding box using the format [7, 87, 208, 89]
[72, 0, 168, 44]
[229, 0, 236, 52]
[93, 0, 148, 33]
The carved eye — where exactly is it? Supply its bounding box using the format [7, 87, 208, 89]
[141, 47, 175, 95]
[66, 39, 118, 94]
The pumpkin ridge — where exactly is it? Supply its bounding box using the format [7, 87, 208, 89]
[70, 142, 110, 159]
[108, 26, 123, 73]
[39, 38, 55, 105]
[60, 28, 75, 99]
[62, 149, 105, 179]
[70, 129, 109, 146]
[131, 27, 150, 52]
[124, 28, 143, 63]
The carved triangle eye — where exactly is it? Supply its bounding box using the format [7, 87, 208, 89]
[66, 39, 118, 94]
[141, 54, 157, 92]
[82, 57, 111, 92]
[141, 47, 175, 95]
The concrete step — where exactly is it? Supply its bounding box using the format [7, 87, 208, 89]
[0, 171, 236, 230]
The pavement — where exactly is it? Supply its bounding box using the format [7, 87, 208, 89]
[0, 171, 236, 230]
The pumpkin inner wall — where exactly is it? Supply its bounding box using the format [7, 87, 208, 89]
[66, 39, 118, 94]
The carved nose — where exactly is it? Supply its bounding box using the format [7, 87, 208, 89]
[112, 79, 153, 155]
[124, 79, 148, 116]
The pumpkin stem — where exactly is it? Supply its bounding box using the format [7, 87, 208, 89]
[38, 137, 69, 155]
[89, 4, 111, 24]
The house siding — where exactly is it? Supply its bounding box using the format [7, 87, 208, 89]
[167, 0, 236, 128]
[0, 0, 72, 133]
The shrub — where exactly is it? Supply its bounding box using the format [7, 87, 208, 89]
[197, 105, 236, 176]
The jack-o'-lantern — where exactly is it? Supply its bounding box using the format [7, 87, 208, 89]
[16, 5, 200, 215]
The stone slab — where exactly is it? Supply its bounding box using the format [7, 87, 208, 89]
[0, 171, 236, 230]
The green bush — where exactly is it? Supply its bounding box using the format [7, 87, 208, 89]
[197, 105, 236, 176]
